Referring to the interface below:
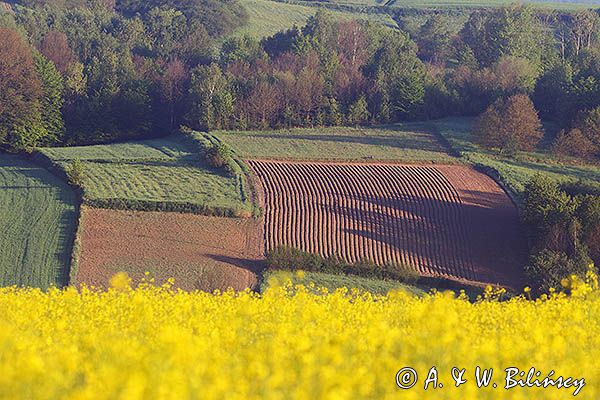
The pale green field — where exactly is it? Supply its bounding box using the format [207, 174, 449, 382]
[0, 154, 77, 288]
[39, 134, 252, 216]
[260, 270, 426, 295]
[216, 122, 458, 163]
[234, 0, 398, 38]
[431, 117, 600, 198]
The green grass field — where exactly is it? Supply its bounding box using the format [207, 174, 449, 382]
[38, 134, 252, 216]
[431, 117, 600, 199]
[260, 270, 427, 295]
[0, 154, 78, 288]
[216, 122, 458, 163]
[234, 0, 398, 38]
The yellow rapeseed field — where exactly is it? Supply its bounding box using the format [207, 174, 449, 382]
[0, 272, 598, 400]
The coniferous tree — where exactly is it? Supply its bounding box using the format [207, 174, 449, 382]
[33, 51, 65, 143]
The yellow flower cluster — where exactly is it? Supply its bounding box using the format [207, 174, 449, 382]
[0, 275, 597, 400]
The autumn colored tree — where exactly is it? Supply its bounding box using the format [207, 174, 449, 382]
[333, 20, 369, 104]
[157, 58, 188, 129]
[244, 81, 281, 129]
[473, 94, 544, 154]
[0, 28, 47, 150]
[552, 128, 597, 160]
[575, 106, 600, 149]
[38, 30, 75, 75]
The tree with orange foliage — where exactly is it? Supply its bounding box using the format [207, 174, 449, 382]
[473, 94, 544, 154]
[39, 30, 75, 75]
[0, 28, 47, 150]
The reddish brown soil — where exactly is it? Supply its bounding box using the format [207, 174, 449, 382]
[76, 207, 264, 291]
[249, 160, 526, 288]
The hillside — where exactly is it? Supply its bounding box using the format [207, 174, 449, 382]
[430, 118, 600, 200]
[37, 134, 253, 217]
[234, 0, 398, 38]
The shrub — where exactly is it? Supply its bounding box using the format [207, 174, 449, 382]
[206, 142, 233, 169]
[266, 246, 420, 284]
[522, 175, 577, 234]
[525, 249, 593, 294]
[65, 159, 85, 189]
[552, 128, 598, 160]
[266, 246, 323, 272]
[574, 106, 600, 150]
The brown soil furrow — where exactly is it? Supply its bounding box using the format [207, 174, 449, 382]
[334, 164, 360, 264]
[379, 165, 414, 271]
[296, 162, 322, 255]
[370, 164, 402, 267]
[258, 161, 280, 252]
[420, 166, 465, 278]
[393, 165, 430, 274]
[250, 160, 525, 288]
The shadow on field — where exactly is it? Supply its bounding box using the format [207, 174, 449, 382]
[205, 254, 265, 275]
[328, 189, 526, 289]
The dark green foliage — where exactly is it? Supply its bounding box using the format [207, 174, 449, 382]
[33, 52, 65, 144]
[365, 27, 425, 120]
[346, 96, 370, 126]
[115, 0, 248, 37]
[525, 249, 592, 294]
[83, 198, 242, 217]
[523, 175, 578, 243]
[266, 246, 420, 284]
[3, 1, 600, 149]
[522, 175, 600, 292]
[459, 5, 545, 68]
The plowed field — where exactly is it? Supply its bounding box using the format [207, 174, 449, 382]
[75, 208, 263, 291]
[249, 160, 526, 288]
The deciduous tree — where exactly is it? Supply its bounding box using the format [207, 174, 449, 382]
[38, 30, 75, 75]
[473, 94, 544, 154]
[0, 28, 47, 150]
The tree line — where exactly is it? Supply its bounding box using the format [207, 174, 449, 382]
[1, 1, 600, 159]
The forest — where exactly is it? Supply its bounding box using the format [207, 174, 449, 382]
[0, 0, 599, 160]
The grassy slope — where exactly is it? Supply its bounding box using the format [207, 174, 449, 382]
[38, 134, 252, 215]
[431, 117, 600, 199]
[234, 0, 397, 39]
[261, 270, 426, 295]
[0, 154, 77, 288]
[216, 122, 458, 163]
